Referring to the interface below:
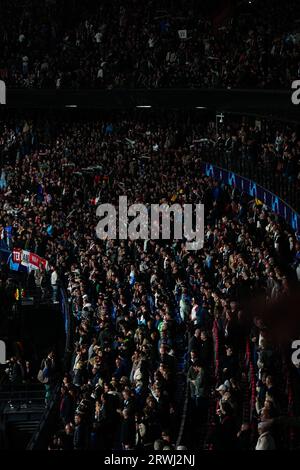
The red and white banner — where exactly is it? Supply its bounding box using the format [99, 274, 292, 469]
[12, 248, 49, 271]
[29, 252, 48, 270]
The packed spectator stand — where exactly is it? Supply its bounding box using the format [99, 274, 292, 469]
[1, 0, 300, 454]
[0, 111, 300, 450]
[0, 0, 299, 90]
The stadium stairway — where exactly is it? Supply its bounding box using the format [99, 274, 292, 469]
[178, 320, 219, 450]
[0, 298, 65, 449]
[0, 384, 46, 449]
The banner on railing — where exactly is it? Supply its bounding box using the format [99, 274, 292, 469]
[201, 162, 300, 234]
[11, 248, 49, 271]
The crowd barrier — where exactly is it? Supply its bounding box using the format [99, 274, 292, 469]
[200, 159, 300, 234]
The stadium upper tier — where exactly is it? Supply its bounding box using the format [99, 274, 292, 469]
[0, 0, 299, 90]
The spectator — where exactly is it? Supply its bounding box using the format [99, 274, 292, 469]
[255, 422, 276, 450]
[51, 266, 59, 304]
[73, 414, 88, 451]
[120, 408, 136, 450]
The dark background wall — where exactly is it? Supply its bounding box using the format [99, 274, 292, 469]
[4, 88, 299, 123]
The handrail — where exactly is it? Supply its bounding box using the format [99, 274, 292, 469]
[175, 374, 189, 449]
[245, 339, 256, 422]
[59, 286, 72, 355]
[213, 319, 220, 384]
[26, 383, 60, 450]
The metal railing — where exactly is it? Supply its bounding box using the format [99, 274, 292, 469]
[26, 383, 61, 450]
[197, 144, 300, 213]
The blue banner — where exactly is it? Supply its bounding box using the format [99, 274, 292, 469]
[201, 162, 300, 234]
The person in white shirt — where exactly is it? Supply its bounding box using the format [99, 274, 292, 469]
[51, 266, 58, 303]
[95, 32, 102, 43]
[190, 297, 200, 325]
[255, 422, 276, 450]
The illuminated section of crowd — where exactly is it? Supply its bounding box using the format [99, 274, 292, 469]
[0, 114, 299, 450]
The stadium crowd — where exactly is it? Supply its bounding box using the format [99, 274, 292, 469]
[0, 0, 299, 89]
[0, 113, 300, 450]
